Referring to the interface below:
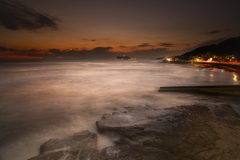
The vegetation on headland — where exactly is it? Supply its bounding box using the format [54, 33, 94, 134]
[165, 36, 240, 63]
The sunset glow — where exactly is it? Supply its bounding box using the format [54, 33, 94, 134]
[1, 0, 240, 60]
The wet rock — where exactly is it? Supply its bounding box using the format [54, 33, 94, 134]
[96, 106, 169, 142]
[29, 150, 79, 160]
[96, 104, 240, 160]
[29, 103, 240, 160]
[77, 145, 167, 160]
[39, 130, 97, 154]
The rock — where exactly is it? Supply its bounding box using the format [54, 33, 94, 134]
[29, 103, 240, 160]
[30, 145, 167, 160]
[76, 145, 167, 160]
[29, 150, 79, 160]
[96, 104, 240, 160]
[96, 106, 169, 141]
[39, 130, 97, 154]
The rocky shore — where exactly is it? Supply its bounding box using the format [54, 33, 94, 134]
[29, 101, 240, 160]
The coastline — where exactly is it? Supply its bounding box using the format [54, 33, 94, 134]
[161, 61, 240, 96]
[163, 61, 240, 75]
[29, 101, 240, 160]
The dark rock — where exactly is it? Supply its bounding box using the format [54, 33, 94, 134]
[96, 104, 240, 160]
[39, 130, 97, 154]
[77, 145, 168, 160]
[29, 103, 240, 160]
[28, 150, 80, 160]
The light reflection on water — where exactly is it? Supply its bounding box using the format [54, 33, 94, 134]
[0, 60, 238, 160]
[233, 73, 238, 84]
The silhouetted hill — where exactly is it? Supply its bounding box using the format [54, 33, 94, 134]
[180, 36, 240, 60]
[214, 37, 240, 56]
[180, 44, 216, 60]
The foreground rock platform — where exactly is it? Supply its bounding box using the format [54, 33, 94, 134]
[30, 103, 240, 160]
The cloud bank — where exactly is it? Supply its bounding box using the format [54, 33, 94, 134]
[159, 43, 174, 47]
[207, 30, 221, 34]
[1, 46, 174, 59]
[137, 43, 153, 47]
[0, 0, 59, 30]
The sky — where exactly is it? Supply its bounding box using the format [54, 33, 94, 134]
[0, 0, 240, 59]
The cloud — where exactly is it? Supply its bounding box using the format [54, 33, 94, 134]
[83, 38, 98, 42]
[3, 45, 184, 60]
[9, 48, 17, 51]
[49, 49, 60, 53]
[127, 48, 171, 58]
[119, 46, 127, 48]
[159, 43, 174, 47]
[133, 48, 167, 53]
[10, 46, 173, 59]
[0, 0, 59, 30]
[43, 47, 114, 59]
[27, 49, 41, 52]
[92, 47, 112, 52]
[207, 30, 221, 34]
[138, 43, 153, 47]
[0, 46, 8, 51]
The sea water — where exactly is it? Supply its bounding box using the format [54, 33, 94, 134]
[0, 60, 239, 160]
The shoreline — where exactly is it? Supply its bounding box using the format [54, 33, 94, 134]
[163, 61, 240, 75]
[161, 61, 240, 95]
[29, 101, 240, 160]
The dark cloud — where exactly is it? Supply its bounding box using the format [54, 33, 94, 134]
[128, 48, 171, 58]
[92, 47, 112, 52]
[133, 48, 167, 53]
[83, 38, 97, 42]
[40, 47, 114, 59]
[49, 49, 60, 52]
[14, 52, 50, 58]
[2, 42, 190, 60]
[11, 46, 174, 59]
[119, 46, 127, 48]
[207, 30, 221, 34]
[8, 48, 17, 51]
[159, 43, 174, 47]
[27, 49, 41, 52]
[0, 46, 8, 51]
[0, 0, 59, 30]
[138, 43, 153, 47]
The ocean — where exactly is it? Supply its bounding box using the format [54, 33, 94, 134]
[0, 60, 239, 160]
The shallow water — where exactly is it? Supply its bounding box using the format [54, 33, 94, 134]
[0, 60, 239, 160]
